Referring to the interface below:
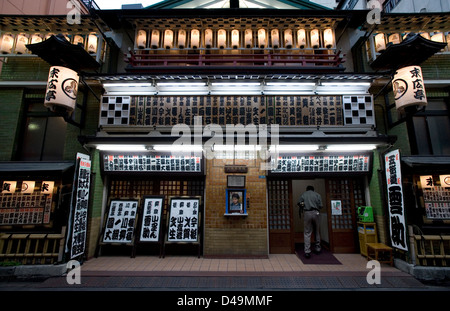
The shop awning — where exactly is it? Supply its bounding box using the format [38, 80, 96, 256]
[370, 33, 447, 71]
[402, 156, 450, 168]
[26, 35, 100, 72]
[0, 161, 75, 173]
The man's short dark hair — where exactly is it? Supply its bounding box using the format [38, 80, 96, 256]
[306, 185, 314, 191]
[232, 193, 240, 199]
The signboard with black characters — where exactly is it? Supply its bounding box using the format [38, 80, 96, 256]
[138, 196, 164, 242]
[70, 156, 91, 259]
[384, 149, 408, 251]
[99, 95, 343, 127]
[165, 197, 201, 243]
[102, 153, 202, 173]
[270, 155, 370, 174]
[0, 180, 54, 225]
[102, 199, 139, 245]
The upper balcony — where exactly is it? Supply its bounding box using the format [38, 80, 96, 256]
[119, 13, 349, 74]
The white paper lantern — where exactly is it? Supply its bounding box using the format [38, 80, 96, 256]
[178, 29, 186, 49]
[310, 29, 320, 48]
[297, 29, 307, 49]
[164, 29, 173, 49]
[431, 32, 445, 43]
[2, 181, 16, 193]
[393, 66, 427, 112]
[0, 33, 14, 54]
[87, 33, 98, 54]
[420, 32, 431, 40]
[245, 29, 253, 48]
[151, 30, 160, 49]
[284, 29, 293, 49]
[374, 33, 386, 52]
[388, 33, 401, 45]
[218, 29, 226, 49]
[136, 30, 147, 49]
[257, 28, 266, 48]
[73, 34, 84, 46]
[231, 29, 240, 49]
[44, 66, 79, 112]
[30, 34, 43, 45]
[15, 33, 29, 54]
[191, 29, 200, 49]
[323, 28, 335, 48]
[271, 29, 279, 48]
[204, 29, 213, 48]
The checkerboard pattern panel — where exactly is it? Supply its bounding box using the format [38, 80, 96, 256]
[342, 95, 375, 126]
[100, 96, 131, 126]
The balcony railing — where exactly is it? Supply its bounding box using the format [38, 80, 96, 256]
[124, 50, 345, 71]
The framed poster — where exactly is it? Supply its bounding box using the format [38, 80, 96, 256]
[102, 199, 139, 245]
[331, 200, 342, 215]
[165, 196, 201, 243]
[139, 196, 164, 242]
[225, 189, 247, 215]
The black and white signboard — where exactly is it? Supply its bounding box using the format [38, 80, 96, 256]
[385, 149, 408, 251]
[69, 153, 91, 259]
[166, 197, 200, 243]
[102, 199, 138, 244]
[139, 196, 164, 242]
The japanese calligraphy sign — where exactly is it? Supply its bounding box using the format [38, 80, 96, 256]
[393, 66, 427, 112]
[270, 155, 370, 173]
[99, 95, 343, 127]
[103, 154, 202, 173]
[166, 197, 200, 243]
[2, 181, 17, 193]
[44, 66, 79, 112]
[139, 196, 164, 243]
[420, 175, 434, 188]
[0, 181, 53, 225]
[21, 181, 35, 194]
[70, 156, 91, 259]
[385, 149, 408, 251]
[102, 200, 138, 244]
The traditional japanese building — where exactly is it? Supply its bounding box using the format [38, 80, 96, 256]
[5, 0, 449, 271]
[339, 0, 450, 273]
[75, 0, 397, 259]
[0, 0, 116, 264]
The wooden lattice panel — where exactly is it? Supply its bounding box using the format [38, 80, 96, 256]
[134, 16, 341, 30]
[363, 13, 450, 32]
[268, 180, 291, 230]
[0, 15, 109, 33]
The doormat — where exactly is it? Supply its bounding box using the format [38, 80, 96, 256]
[295, 245, 342, 265]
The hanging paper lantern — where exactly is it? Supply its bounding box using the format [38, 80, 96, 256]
[44, 66, 79, 112]
[297, 29, 307, 49]
[178, 29, 186, 49]
[271, 29, 279, 48]
[15, 33, 29, 54]
[284, 29, 293, 49]
[136, 30, 147, 49]
[191, 29, 200, 49]
[164, 29, 174, 49]
[217, 29, 227, 49]
[393, 66, 427, 112]
[231, 29, 240, 49]
[0, 33, 14, 54]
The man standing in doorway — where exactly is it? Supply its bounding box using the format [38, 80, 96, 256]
[298, 185, 323, 258]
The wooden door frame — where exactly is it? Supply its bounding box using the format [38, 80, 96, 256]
[326, 178, 364, 253]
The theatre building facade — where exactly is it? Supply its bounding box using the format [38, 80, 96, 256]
[1, 0, 415, 264]
[79, 0, 395, 259]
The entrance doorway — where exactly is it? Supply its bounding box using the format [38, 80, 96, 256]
[268, 177, 366, 254]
